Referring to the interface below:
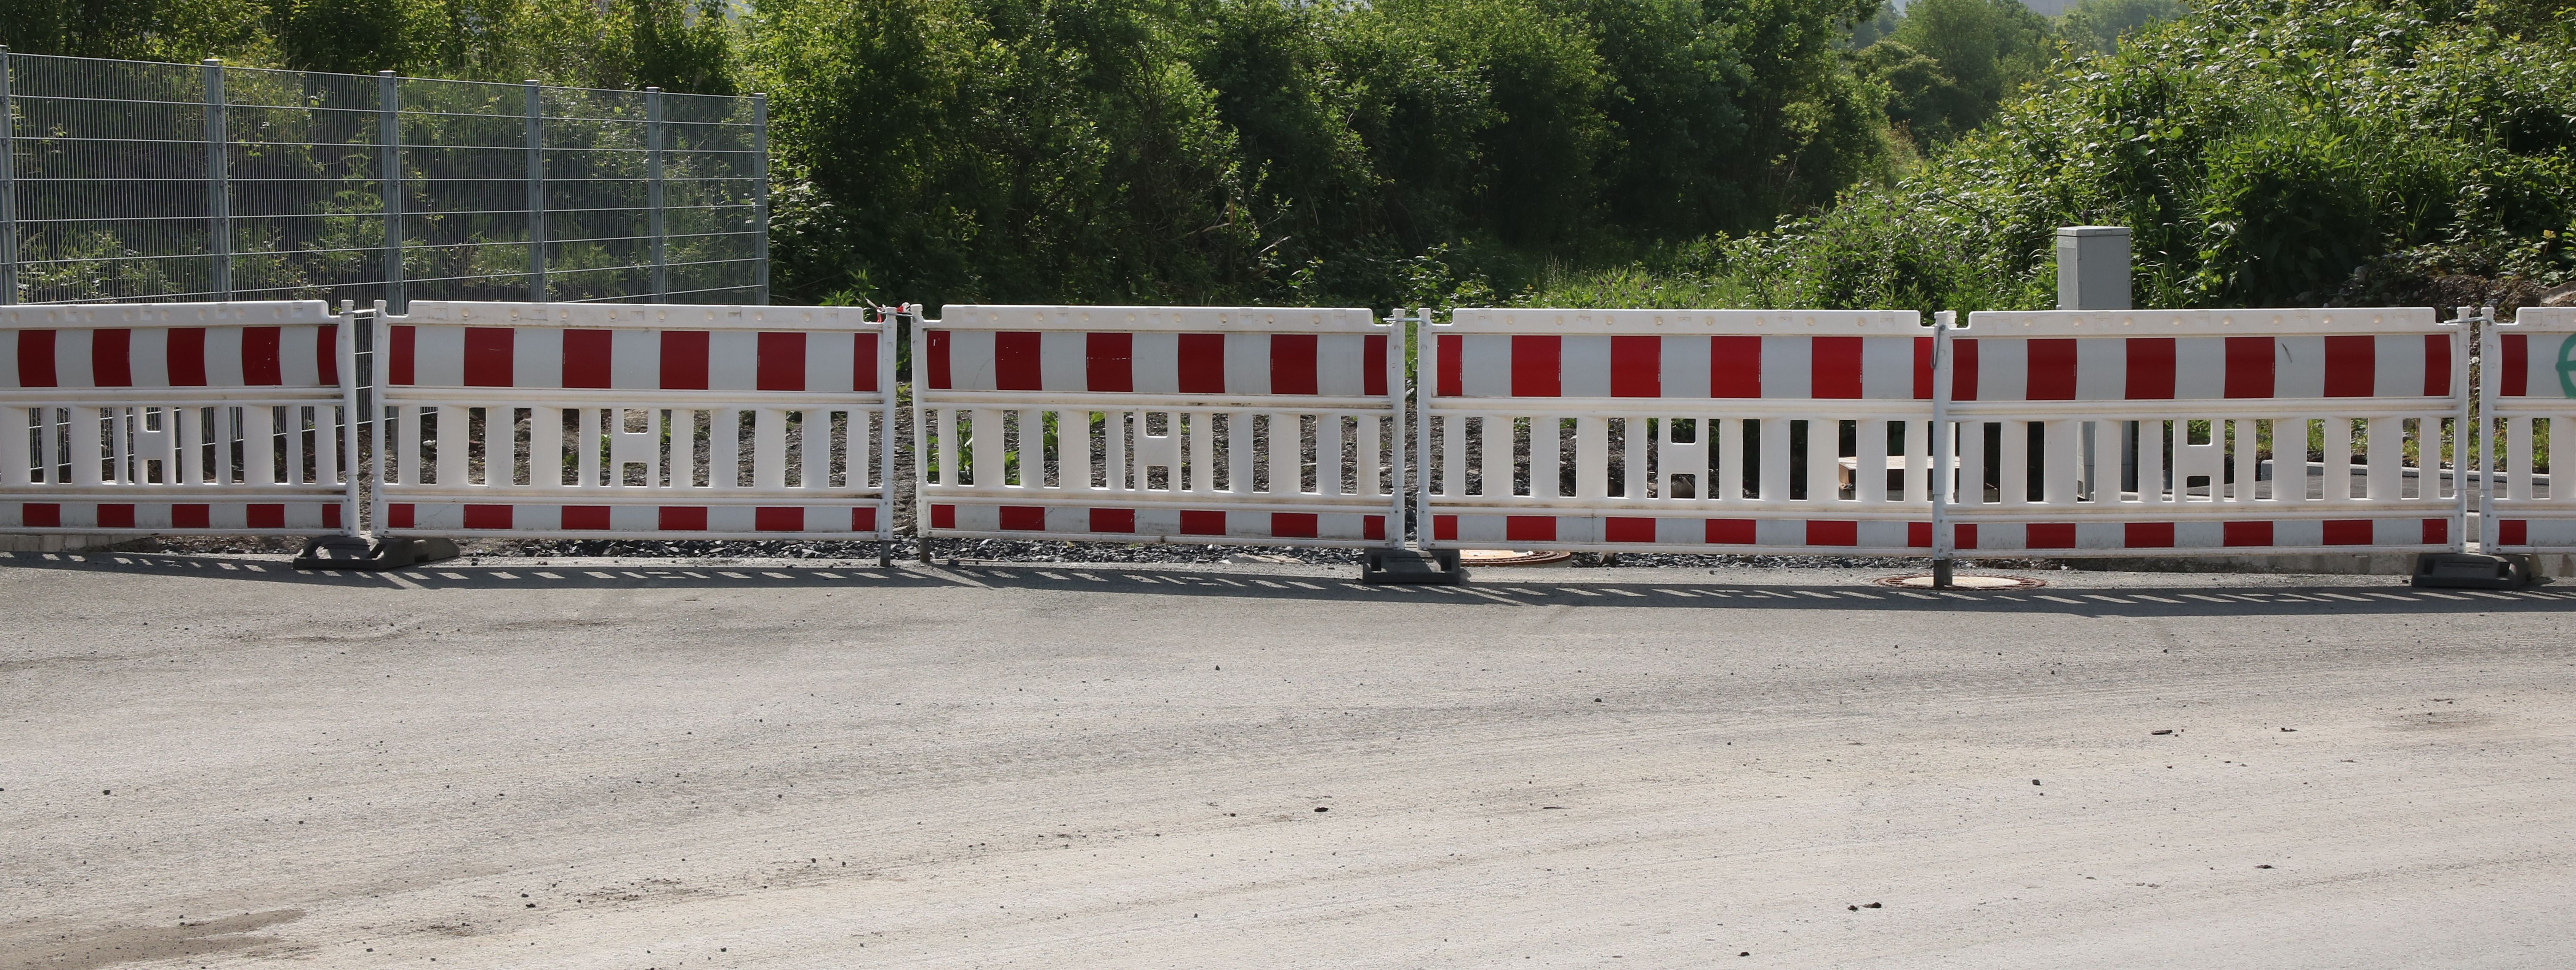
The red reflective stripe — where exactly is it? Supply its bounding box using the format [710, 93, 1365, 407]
[1436, 334, 1462, 397]
[16, 330, 55, 387]
[2026, 339, 2077, 400]
[2423, 333, 2450, 397]
[1270, 334, 1318, 395]
[1505, 515, 1556, 542]
[1908, 521, 1931, 548]
[463, 504, 513, 530]
[1272, 512, 1319, 538]
[2323, 335, 2374, 397]
[464, 327, 515, 387]
[1610, 336, 1660, 398]
[1180, 509, 1226, 535]
[563, 330, 612, 388]
[756, 507, 804, 532]
[99, 503, 137, 529]
[660, 332, 710, 390]
[1090, 508, 1136, 533]
[756, 331, 806, 391]
[316, 326, 337, 387]
[2223, 520, 2272, 546]
[563, 506, 611, 530]
[23, 503, 61, 527]
[246, 504, 286, 529]
[242, 327, 282, 385]
[851, 506, 877, 532]
[2422, 517, 2447, 545]
[1510, 336, 1561, 397]
[1363, 515, 1386, 541]
[2498, 334, 2525, 397]
[1087, 332, 1133, 392]
[2125, 522, 2174, 548]
[929, 504, 957, 530]
[1604, 517, 1656, 542]
[926, 330, 953, 389]
[1811, 336, 1862, 399]
[169, 327, 210, 386]
[1710, 336, 1761, 398]
[852, 330, 879, 393]
[323, 504, 342, 529]
[381, 504, 409, 529]
[994, 331, 1042, 391]
[1705, 518, 1756, 544]
[2224, 337, 2273, 398]
[1950, 338, 1978, 401]
[2321, 519, 2372, 546]
[1912, 336, 1933, 400]
[1178, 334, 1226, 394]
[2026, 523, 2075, 548]
[92, 329, 132, 387]
[999, 506, 1047, 530]
[1433, 515, 1458, 541]
[2126, 338, 2175, 400]
[2498, 519, 2526, 546]
[658, 506, 709, 531]
[1807, 520, 1859, 546]
[1364, 334, 1388, 397]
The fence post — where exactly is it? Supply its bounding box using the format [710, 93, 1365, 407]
[0, 46, 17, 306]
[752, 91, 768, 305]
[203, 58, 231, 300]
[646, 86, 666, 303]
[526, 79, 545, 302]
[379, 71, 404, 314]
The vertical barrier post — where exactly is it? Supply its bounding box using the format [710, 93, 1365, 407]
[1930, 310, 1956, 588]
[203, 58, 231, 300]
[646, 86, 667, 303]
[2465, 306, 2487, 554]
[338, 300, 363, 534]
[526, 80, 545, 301]
[908, 303, 933, 564]
[0, 46, 17, 306]
[379, 71, 404, 313]
[877, 305, 898, 566]
[2059, 226, 2132, 499]
[752, 92, 769, 305]
[1414, 306, 1437, 551]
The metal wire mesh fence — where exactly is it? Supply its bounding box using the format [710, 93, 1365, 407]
[0, 48, 767, 308]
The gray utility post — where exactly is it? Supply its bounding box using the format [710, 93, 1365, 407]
[752, 92, 768, 305]
[646, 86, 666, 303]
[2058, 225, 2134, 498]
[203, 58, 231, 300]
[379, 70, 404, 314]
[0, 46, 18, 306]
[526, 79, 545, 301]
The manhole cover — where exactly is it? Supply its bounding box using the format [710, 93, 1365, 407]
[1873, 573, 2045, 590]
[1457, 549, 1576, 567]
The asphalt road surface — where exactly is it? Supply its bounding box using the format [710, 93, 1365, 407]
[3, 552, 2571, 969]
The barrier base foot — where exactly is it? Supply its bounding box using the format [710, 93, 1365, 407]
[293, 536, 460, 571]
[1362, 548, 1464, 585]
[879, 541, 895, 568]
[2410, 552, 2531, 589]
[1931, 558, 1954, 590]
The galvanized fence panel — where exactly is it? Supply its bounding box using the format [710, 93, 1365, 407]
[914, 305, 1405, 547]
[1943, 309, 2467, 556]
[0, 300, 359, 532]
[1418, 308, 1937, 554]
[372, 302, 892, 540]
[2482, 308, 2573, 552]
[0, 51, 764, 309]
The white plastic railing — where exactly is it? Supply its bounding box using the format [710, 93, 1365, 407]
[913, 305, 1405, 547]
[0, 301, 358, 534]
[1943, 309, 2467, 556]
[372, 302, 895, 541]
[1418, 308, 1936, 553]
[2482, 308, 2573, 552]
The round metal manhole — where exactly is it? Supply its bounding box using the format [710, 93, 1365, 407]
[1873, 573, 2046, 590]
[1457, 549, 1577, 567]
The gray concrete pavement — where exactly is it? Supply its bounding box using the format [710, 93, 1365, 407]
[3, 552, 2572, 969]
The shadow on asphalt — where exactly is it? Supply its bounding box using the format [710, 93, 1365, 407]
[5, 549, 2570, 617]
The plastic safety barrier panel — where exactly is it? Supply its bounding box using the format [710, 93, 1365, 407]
[1943, 309, 2466, 556]
[2482, 309, 2574, 552]
[914, 305, 1404, 547]
[1418, 309, 1935, 554]
[374, 302, 895, 540]
[0, 302, 359, 534]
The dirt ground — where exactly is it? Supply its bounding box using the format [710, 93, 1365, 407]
[2, 554, 2571, 969]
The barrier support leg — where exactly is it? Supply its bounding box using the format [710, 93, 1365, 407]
[878, 540, 894, 569]
[917, 536, 933, 564]
[1932, 558, 1953, 590]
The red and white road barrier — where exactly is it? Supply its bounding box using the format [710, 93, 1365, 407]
[913, 305, 1405, 547]
[0, 302, 359, 534]
[2481, 308, 2573, 552]
[1417, 308, 1936, 554]
[1941, 309, 2467, 556]
[373, 302, 896, 541]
